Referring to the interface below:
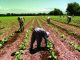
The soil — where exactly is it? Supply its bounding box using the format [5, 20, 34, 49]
[40, 19, 79, 60]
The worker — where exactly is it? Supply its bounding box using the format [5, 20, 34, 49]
[47, 17, 51, 24]
[17, 16, 25, 32]
[67, 16, 71, 24]
[29, 27, 50, 52]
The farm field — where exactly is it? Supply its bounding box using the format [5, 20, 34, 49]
[51, 16, 80, 27]
[43, 16, 80, 27]
[0, 16, 80, 60]
[0, 16, 34, 40]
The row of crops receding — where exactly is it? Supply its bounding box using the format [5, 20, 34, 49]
[42, 16, 80, 52]
[0, 16, 80, 60]
[11, 28, 31, 60]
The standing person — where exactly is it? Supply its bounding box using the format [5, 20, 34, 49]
[30, 27, 50, 51]
[67, 16, 72, 24]
[18, 16, 25, 32]
[47, 16, 51, 24]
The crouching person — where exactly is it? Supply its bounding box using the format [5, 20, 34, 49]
[67, 16, 71, 24]
[30, 27, 49, 52]
[47, 17, 51, 24]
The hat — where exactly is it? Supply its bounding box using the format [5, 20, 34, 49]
[46, 32, 50, 36]
[48, 17, 50, 19]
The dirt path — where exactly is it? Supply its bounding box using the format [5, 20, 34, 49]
[40, 19, 79, 60]
[0, 19, 33, 60]
[22, 49, 49, 60]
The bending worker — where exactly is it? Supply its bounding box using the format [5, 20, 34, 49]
[18, 16, 25, 32]
[30, 27, 50, 51]
[47, 17, 51, 24]
[67, 16, 71, 24]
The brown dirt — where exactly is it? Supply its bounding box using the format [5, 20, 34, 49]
[22, 50, 50, 60]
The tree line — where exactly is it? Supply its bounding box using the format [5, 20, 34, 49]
[0, 13, 48, 16]
[0, 2, 80, 16]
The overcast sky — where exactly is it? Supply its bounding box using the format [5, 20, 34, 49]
[0, 0, 80, 14]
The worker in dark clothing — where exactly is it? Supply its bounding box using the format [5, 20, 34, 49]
[18, 17, 25, 32]
[67, 16, 71, 24]
[47, 17, 51, 24]
[30, 27, 49, 51]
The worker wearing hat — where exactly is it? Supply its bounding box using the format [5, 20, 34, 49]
[18, 16, 25, 32]
[67, 16, 72, 24]
[47, 16, 51, 24]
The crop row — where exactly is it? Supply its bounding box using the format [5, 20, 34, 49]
[12, 28, 31, 60]
[37, 19, 57, 60]
[42, 17, 80, 52]
[47, 40, 57, 60]
[0, 32, 15, 48]
[51, 21, 80, 39]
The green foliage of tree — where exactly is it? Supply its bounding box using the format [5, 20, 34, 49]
[66, 2, 80, 16]
[49, 8, 63, 15]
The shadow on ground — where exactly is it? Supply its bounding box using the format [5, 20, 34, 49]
[29, 47, 48, 54]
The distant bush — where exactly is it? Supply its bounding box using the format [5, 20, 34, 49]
[48, 8, 63, 15]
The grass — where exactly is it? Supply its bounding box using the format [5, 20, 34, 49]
[52, 16, 80, 27]
[69, 41, 80, 51]
[0, 16, 33, 35]
[0, 16, 18, 33]
[0, 32, 3, 35]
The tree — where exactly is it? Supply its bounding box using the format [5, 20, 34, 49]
[48, 11, 54, 15]
[49, 8, 63, 15]
[66, 2, 80, 15]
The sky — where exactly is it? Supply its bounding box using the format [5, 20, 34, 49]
[0, 0, 80, 14]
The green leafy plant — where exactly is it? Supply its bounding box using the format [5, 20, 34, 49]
[15, 29, 31, 60]
[15, 50, 24, 60]
[60, 34, 65, 38]
[0, 41, 4, 48]
[70, 41, 80, 51]
[70, 32, 76, 35]
[47, 40, 57, 60]
[19, 42, 26, 50]
[0, 32, 3, 35]
[0, 32, 15, 48]
[60, 34, 66, 40]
